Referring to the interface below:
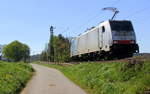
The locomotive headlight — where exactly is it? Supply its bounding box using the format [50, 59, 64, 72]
[130, 40, 135, 44]
[113, 40, 118, 44]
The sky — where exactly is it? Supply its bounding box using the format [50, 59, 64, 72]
[0, 0, 149, 55]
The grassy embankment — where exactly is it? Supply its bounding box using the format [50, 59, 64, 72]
[37, 61, 150, 94]
[0, 61, 34, 94]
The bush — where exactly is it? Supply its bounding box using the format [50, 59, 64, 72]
[0, 61, 34, 94]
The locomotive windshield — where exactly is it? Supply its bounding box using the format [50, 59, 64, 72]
[110, 21, 134, 31]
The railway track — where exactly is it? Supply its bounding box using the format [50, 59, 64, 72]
[41, 56, 147, 67]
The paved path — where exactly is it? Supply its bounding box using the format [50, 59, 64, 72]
[21, 64, 87, 94]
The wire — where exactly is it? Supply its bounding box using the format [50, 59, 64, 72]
[78, 13, 102, 30]
[111, 0, 121, 7]
[125, 6, 150, 19]
[129, 10, 150, 25]
[72, 0, 122, 37]
[70, 13, 101, 37]
[76, 0, 122, 30]
[59, 27, 69, 34]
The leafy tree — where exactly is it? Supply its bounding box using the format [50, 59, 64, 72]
[41, 33, 71, 62]
[52, 34, 70, 62]
[42, 34, 70, 62]
[40, 51, 48, 61]
[48, 32, 54, 62]
[22, 44, 30, 62]
[2, 41, 30, 62]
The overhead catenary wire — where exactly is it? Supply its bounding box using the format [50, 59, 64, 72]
[59, 27, 69, 34]
[111, 0, 121, 7]
[124, 6, 150, 19]
[73, 0, 122, 37]
[77, 12, 104, 30]
[71, 0, 150, 38]
[128, 10, 150, 25]
[70, 13, 102, 37]
[47, 26, 69, 36]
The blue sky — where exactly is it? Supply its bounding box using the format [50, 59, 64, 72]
[0, 0, 149, 55]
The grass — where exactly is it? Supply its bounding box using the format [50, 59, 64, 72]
[36, 61, 150, 94]
[0, 61, 34, 94]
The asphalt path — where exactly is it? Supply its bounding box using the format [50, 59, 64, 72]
[21, 64, 87, 94]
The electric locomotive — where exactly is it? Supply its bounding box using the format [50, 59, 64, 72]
[70, 20, 139, 60]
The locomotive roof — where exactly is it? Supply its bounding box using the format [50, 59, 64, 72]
[77, 20, 108, 37]
[77, 20, 131, 37]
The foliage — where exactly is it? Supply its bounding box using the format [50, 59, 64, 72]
[37, 61, 150, 94]
[40, 51, 48, 61]
[2, 40, 30, 62]
[41, 34, 70, 62]
[49, 29, 54, 62]
[0, 61, 34, 94]
[53, 34, 70, 62]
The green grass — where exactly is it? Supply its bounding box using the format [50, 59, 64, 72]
[0, 61, 34, 94]
[36, 61, 150, 94]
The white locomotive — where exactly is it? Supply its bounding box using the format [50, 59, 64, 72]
[70, 20, 139, 60]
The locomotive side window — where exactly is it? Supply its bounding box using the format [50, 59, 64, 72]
[102, 26, 105, 32]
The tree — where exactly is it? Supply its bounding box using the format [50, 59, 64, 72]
[40, 51, 48, 61]
[49, 30, 54, 62]
[42, 34, 70, 62]
[22, 44, 30, 63]
[2, 40, 30, 62]
[53, 34, 70, 62]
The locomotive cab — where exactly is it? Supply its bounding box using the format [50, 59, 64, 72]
[109, 20, 139, 57]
